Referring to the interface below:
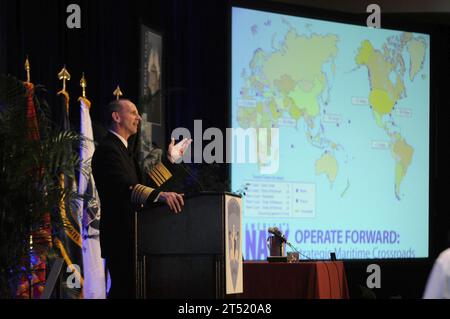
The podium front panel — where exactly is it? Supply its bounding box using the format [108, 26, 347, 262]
[138, 193, 224, 255]
[136, 193, 240, 298]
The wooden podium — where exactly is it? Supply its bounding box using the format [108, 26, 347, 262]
[134, 192, 242, 299]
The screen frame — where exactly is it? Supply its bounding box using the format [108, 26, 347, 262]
[228, 0, 437, 262]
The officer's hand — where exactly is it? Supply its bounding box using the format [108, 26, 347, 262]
[168, 138, 192, 163]
[158, 192, 184, 213]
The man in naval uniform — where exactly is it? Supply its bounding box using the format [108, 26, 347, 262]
[92, 99, 187, 299]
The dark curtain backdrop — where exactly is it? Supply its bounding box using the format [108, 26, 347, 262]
[0, 0, 5, 73]
[0, 0, 229, 141]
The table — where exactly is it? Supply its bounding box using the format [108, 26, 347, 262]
[238, 261, 349, 299]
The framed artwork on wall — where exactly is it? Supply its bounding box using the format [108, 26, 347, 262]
[139, 25, 164, 172]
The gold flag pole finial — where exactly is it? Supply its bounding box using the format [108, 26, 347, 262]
[58, 65, 71, 93]
[113, 85, 123, 100]
[24, 56, 31, 83]
[78, 72, 91, 109]
[80, 73, 87, 98]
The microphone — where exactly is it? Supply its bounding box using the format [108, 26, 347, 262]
[268, 227, 287, 242]
[267, 227, 312, 260]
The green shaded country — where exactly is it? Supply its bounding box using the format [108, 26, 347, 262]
[341, 179, 350, 198]
[391, 136, 414, 199]
[373, 111, 384, 128]
[256, 102, 263, 113]
[315, 153, 339, 184]
[283, 97, 290, 108]
[407, 38, 426, 81]
[260, 110, 273, 128]
[288, 78, 323, 118]
[263, 31, 338, 88]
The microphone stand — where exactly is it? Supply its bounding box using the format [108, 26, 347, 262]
[178, 162, 205, 192]
[272, 232, 312, 261]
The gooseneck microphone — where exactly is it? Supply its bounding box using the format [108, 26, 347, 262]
[268, 227, 287, 242]
[267, 227, 312, 260]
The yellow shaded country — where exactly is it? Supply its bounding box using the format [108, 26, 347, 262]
[369, 89, 395, 116]
[289, 103, 302, 120]
[256, 102, 263, 113]
[355, 40, 373, 65]
[260, 111, 272, 128]
[270, 99, 281, 121]
[315, 153, 339, 184]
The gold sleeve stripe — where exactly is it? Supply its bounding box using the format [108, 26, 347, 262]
[148, 172, 161, 187]
[152, 167, 166, 183]
[156, 163, 173, 181]
[149, 170, 163, 186]
[131, 184, 142, 203]
[131, 184, 154, 205]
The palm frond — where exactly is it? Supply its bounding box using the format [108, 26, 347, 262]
[0, 74, 88, 298]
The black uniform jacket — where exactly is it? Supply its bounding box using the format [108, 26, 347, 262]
[92, 132, 159, 258]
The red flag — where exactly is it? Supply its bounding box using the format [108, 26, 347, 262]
[16, 82, 52, 299]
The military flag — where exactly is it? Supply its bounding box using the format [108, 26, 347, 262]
[77, 74, 106, 298]
[15, 58, 52, 299]
[54, 66, 84, 299]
